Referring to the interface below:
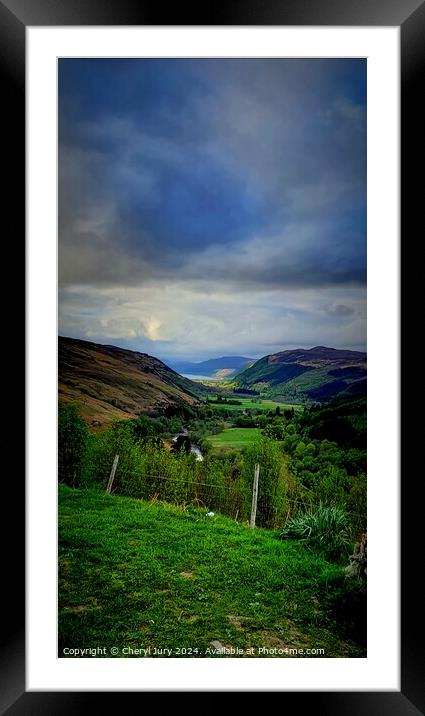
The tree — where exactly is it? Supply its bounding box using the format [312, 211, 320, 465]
[58, 403, 88, 487]
[263, 421, 285, 440]
[130, 416, 162, 444]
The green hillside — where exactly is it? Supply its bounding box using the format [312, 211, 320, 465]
[59, 486, 364, 658]
[234, 346, 366, 403]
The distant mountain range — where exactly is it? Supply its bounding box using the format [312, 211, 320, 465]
[59, 337, 202, 426]
[168, 356, 253, 379]
[233, 346, 366, 402]
[59, 339, 367, 427]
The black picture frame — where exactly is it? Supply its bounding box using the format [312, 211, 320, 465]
[5, 0, 423, 711]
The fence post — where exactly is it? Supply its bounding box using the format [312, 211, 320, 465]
[250, 463, 260, 528]
[106, 454, 119, 493]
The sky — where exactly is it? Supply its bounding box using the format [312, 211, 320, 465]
[58, 58, 366, 362]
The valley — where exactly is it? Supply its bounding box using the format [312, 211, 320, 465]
[168, 356, 253, 380]
[58, 336, 367, 658]
[59, 338, 366, 430]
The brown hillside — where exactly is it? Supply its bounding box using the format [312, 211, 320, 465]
[59, 336, 201, 427]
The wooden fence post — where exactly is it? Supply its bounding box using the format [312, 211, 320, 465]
[250, 463, 260, 528]
[106, 454, 119, 493]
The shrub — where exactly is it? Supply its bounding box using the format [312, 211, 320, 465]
[244, 435, 288, 528]
[81, 420, 142, 493]
[58, 402, 88, 487]
[280, 503, 351, 561]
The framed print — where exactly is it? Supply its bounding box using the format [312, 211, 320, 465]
[4, 0, 423, 711]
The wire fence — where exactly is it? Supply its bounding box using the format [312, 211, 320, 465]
[106, 471, 326, 513]
[59, 456, 363, 531]
[59, 458, 330, 529]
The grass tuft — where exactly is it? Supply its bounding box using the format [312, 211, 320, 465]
[280, 503, 351, 562]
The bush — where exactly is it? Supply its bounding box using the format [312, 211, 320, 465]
[58, 403, 88, 487]
[244, 435, 288, 528]
[81, 420, 143, 493]
[280, 503, 351, 562]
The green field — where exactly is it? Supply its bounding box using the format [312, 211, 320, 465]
[206, 427, 261, 450]
[207, 397, 302, 412]
[59, 485, 364, 658]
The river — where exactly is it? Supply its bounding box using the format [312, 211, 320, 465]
[172, 428, 204, 461]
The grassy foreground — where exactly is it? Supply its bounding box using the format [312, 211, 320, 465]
[59, 486, 364, 658]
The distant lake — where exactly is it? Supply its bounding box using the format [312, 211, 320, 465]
[183, 373, 216, 381]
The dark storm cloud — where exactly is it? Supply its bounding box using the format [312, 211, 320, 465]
[59, 58, 366, 291]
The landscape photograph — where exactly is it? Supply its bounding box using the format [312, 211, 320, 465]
[58, 58, 367, 658]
